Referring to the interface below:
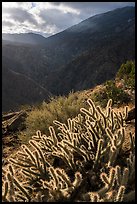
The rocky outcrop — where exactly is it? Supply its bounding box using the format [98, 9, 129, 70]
[2, 111, 27, 134]
[125, 107, 135, 123]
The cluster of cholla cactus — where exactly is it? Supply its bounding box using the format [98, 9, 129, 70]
[2, 99, 135, 202]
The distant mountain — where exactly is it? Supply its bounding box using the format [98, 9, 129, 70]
[43, 6, 135, 63]
[43, 6, 135, 94]
[2, 63, 51, 112]
[2, 6, 135, 110]
[2, 33, 46, 45]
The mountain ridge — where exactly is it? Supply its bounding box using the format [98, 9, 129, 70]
[2, 32, 47, 45]
[2, 6, 135, 111]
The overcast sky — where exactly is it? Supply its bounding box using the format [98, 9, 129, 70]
[2, 2, 135, 37]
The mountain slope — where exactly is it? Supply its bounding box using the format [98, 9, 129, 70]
[2, 6, 135, 110]
[43, 6, 135, 62]
[2, 65, 51, 112]
[47, 32, 134, 95]
[2, 33, 46, 45]
[43, 6, 135, 94]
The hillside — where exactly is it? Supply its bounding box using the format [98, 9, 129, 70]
[43, 6, 135, 94]
[2, 32, 46, 45]
[44, 6, 135, 61]
[46, 38, 134, 95]
[2, 60, 135, 158]
[2, 4, 135, 202]
[2, 6, 135, 110]
[2, 61, 135, 202]
[2, 64, 51, 112]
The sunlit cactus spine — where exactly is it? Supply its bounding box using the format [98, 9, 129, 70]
[115, 185, 126, 202]
[42, 167, 82, 202]
[98, 167, 116, 197]
[2, 98, 135, 202]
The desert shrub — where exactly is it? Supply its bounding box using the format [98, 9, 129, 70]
[93, 80, 130, 107]
[116, 60, 135, 90]
[22, 92, 88, 142]
[2, 99, 135, 202]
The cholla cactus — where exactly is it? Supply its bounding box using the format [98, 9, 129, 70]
[87, 165, 131, 202]
[2, 99, 135, 202]
[2, 164, 31, 202]
[42, 168, 82, 202]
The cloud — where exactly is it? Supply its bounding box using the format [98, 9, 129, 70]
[56, 2, 135, 20]
[2, 20, 15, 27]
[2, 2, 32, 10]
[39, 8, 80, 30]
[2, 2, 135, 37]
[33, 2, 80, 14]
[3, 7, 38, 24]
[2, 2, 81, 36]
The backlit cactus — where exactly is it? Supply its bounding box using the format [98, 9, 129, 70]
[2, 99, 135, 202]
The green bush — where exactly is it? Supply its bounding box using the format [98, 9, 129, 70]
[93, 80, 130, 107]
[116, 60, 135, 90]
[21, 92, 89, 142]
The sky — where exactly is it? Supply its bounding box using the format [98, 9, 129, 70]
[2, 2, 135, 38]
